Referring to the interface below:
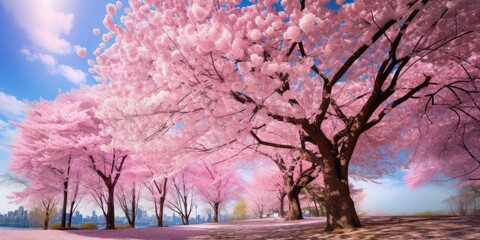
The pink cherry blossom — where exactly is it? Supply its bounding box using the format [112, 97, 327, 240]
[76, 47, 87, 57]
[299, 13, 316, 34]
[106, 3, 116, 15]
[93, 28, 100, 36]
[284, 26, 301, 41]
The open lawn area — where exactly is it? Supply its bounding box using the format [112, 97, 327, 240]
[1, 216, 479, 240]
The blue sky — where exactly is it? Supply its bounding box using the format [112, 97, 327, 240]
[0, 0, 111, 213]
[0, 0, 457, 214]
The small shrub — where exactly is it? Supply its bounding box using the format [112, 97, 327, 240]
[49, 222, 62, 230]
[79, 222, 98, 230]
[115, 224, 133, 229]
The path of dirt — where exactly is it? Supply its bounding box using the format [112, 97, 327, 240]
[1, 216, 479, 239]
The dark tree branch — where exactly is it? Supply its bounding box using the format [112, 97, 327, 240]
[250, 130, 296, 150]
[365, 75, 432, 131]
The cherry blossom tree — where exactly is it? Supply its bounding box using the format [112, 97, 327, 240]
[66, 173, 84, 228]
[250, 149, 321, 220]
[145, 177, 168, 227]
[249, 122, 322, 220]
[116, 182, 141, 227]
[89, 174, 109, 224]
[87, 149, 129, 229]
[246, 187, 276, 219]
[9, 86, 134, 230]
[8, 95, 92, 229]
[90, 0, 480, 230]
[405, 109, 480, 187]
[166, 170, 195, 225]
[278, 155, 321, 221]
[249, 162, 287, 217]
[190, 160, 243, 223]
[76, 86, 133, 230]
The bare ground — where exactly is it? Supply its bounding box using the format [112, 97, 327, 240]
[1, 216, 479, 240]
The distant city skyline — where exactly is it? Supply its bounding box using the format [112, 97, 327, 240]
[0, 204, 232, 228]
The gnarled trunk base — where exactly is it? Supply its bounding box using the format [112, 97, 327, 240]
[285, 190, 303, 220]
[324, 177, 361, 231]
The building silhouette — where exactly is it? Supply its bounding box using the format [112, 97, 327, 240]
[0, 206, 29, 227]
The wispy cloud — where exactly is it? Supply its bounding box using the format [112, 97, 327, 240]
[1, 0, 86, 85]
[21, 48, 86, 84]
[0, 92, 27, 120]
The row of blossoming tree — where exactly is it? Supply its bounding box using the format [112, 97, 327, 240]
[8, 85, 323, 229]
[9, 0, 480, 231]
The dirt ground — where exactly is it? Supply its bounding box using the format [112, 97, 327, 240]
[303, 216, 480, 240]
[193, 216, 480, 240]
[1, 216, 479, 240]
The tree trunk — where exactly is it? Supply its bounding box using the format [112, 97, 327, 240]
[44, 212, 50, 230]
[322, 157, 361, 231]
[68, 211, 73, 227]
[68, 200, 75, 228]
[320, 202, 325, 216]
[213, 202, 220, 223]
[285, 189, 303, 220]
[157, 196, 166, 227]
[106, 185, 115, 229]
[181, 214, 189, 225]
[313, 198, 319, 217]
[61, 180, 68, 229]
[279, 192, 286, 218]
[130, 186, 136, 228]
[182, 193, 189, 225]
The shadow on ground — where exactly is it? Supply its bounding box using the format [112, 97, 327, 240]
[300, 216, 480, 240]
[2, 216, 479, 239]
[189, 218, 324, 240]
[190, 216, 480, 240]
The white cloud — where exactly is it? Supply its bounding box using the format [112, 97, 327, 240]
[0, 92, 27, 119]
[2, 1, 86, 85]
[1, 0, 73, 54]
[58, 65, 86, 85]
